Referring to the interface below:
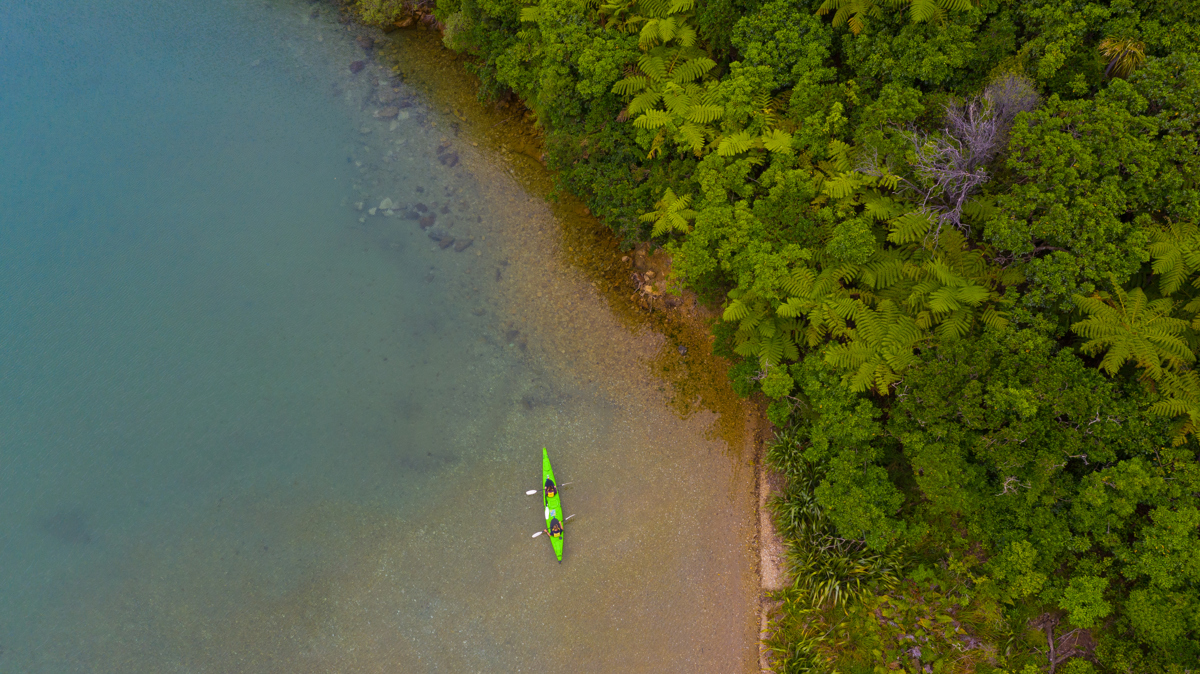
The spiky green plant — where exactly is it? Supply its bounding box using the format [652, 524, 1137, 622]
[1099, 37, 1147, 79]
[766, 438, 904, 609]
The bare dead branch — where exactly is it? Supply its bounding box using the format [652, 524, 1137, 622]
[874, 74, 1040, 239]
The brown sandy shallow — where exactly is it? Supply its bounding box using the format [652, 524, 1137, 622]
[354, 17, 794, 672]
[12, 4, 789, 673]
[359, 9, 797, 661]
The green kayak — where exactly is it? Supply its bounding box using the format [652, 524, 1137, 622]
[541, 447, 565, 562]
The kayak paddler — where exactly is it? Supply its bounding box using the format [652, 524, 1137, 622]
[548, 517, 563, 539]
[544, 478, 557, 499]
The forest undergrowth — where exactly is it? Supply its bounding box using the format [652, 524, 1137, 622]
[348, 0, 1200, 670]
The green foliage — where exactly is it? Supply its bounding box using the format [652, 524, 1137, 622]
[760, 366, 795, 399]
[990, 83, 1160, 309]
[1060, 575, 1112, 628]
[730, 0, 834, 90]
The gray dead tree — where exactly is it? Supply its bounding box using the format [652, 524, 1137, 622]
[877, 74, 1040, 239]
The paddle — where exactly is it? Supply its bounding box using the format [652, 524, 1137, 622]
[531, 514, 576, 538]
[525, 481, 574, 496]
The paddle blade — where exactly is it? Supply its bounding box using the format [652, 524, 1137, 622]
[526, 489, 538, 495]
[532, 531, 543, 538]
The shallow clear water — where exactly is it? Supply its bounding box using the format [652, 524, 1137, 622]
[0, 1, 757, 671]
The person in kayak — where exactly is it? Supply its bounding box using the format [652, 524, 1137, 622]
[549, 518, 563, 538]
[544, 479, 557, 499]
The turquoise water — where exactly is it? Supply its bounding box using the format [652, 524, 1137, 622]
[0, 1, 757, 671]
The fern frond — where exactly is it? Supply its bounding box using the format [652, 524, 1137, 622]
[674, 23, 697, 48]
[909, 0, 944, 24]
[717, 130, 755, 157]
[981, 306, 1009, 330]
[823, 172, 862, 199]
[762, 128, 794, 155]
[634, 109, 673, 129]
[888, 211, 934, 244]
[518, 6, 541, 22]
[639, 0, 672, 17]
[671, 57, 716, 85]
[637, 54, 668, 82]
[628, 90, 663, 114]
[827, 139, 853, 172]
[862, 193, 904, 221]
[612, 75, 649, 96]
[962, 197, 996, 224]
[685, 104, 723, 124]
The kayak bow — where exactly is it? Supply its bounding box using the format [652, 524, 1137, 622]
[542, 447, 564, 562]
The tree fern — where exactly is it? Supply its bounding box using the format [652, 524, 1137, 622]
[776, 266, 859, 348]
[639, 188, 697, 236]
[1151, 369, 1200, 445]
[824, 300, 924, 393]
[613, 31, 721, 158]
[1147, 220, 1200, 297]
[724, 290, 803, 367]
[1071, 287, 1193, 379]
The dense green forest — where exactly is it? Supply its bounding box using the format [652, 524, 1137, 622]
[352, 0, 1199, 670]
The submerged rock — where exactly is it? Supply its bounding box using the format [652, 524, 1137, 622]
[379, 197, 395, 211]
[356, 35, 375, 51]
[429, 231, 455, 249]
[453, 237, 474, 252]
[349, 60, 365, 74]
[375, 106, 400, 119]
[418, 214, 436, 229]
